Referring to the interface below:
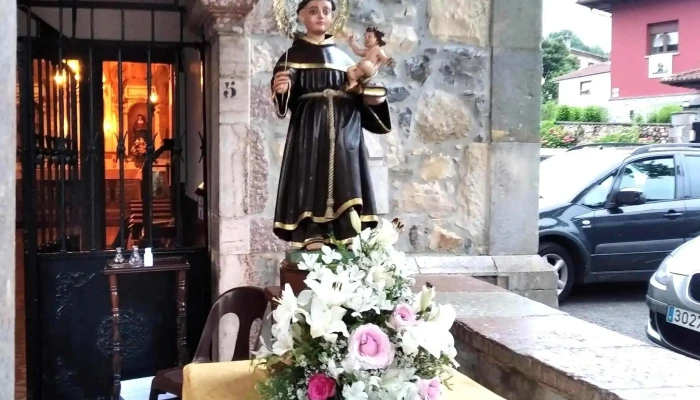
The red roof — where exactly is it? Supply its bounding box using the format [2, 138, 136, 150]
[553, 63, 611, 82]
[661, 68, 700, 88]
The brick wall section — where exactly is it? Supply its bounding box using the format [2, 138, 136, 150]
[415, 275, 700, 400]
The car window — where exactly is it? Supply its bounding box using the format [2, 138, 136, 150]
[581, 174, 615, 208]
[684, 155, 700, 198]
[618, 157, 676, 202]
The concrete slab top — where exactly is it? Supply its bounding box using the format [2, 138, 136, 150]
[524, 345, 700, 391]
[458, 314, 646, 351]
[413, 274, 508, 293]
[441, 291, 565, 319]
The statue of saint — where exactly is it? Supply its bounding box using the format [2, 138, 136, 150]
[271, 0, 392, 251]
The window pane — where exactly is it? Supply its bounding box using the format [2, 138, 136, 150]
[685, 156, 700, 198]
[651, 34, 665, 54]
[582, 174, 614, 208]
[619, 158, 676, 202]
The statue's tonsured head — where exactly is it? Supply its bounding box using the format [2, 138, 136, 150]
[297, 0, 336, 14]
[296, 0, 336, 36]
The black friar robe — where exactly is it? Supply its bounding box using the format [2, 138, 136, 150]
[272, 35, 392, 248]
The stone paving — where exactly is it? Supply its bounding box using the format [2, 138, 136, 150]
[415, 275, 700, 400]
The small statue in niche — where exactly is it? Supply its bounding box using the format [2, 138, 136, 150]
[346, 27, 394, 92]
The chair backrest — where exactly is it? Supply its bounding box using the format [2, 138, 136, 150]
[192, 286, 268, 363]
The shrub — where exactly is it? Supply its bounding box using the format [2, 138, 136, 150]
[541, 124, 577, 148]
[541, 101, 559, 121]
[569, 106, 582, 122]
[595, 125, 640, 144]
[632, 113, 645, 124]
[540, 120, 556, 135]
[648, 105, 682, 123]
[556, 105, 572, 122]
[581, 106, 608, 123]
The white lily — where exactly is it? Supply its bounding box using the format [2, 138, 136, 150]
[307, 296, 349, 343]
[320, 245, 343, 264]
[374, 218, 399, 246]
[298, 252, 321, 271]
[345, 286, 379, 316]
[349, 209, 362, 234]
[429, 304, 456, 330]
[343, 382, 369, 400]
[272, 284, 307, 332]
[351, 235, 363, 256]
[413, 285, 435, 313]
[252, 338, 274, 359]
[365, 263, 395, 291]
[326, 359, 345, 379]
[271, 328, 295, 356]
[305, 268, 360, 307]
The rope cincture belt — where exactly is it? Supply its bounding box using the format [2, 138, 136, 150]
[299, 89, 353, 219]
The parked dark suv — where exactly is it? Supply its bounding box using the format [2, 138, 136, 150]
[539, 143, 700, 301]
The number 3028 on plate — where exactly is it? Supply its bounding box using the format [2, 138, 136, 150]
[666, 306, 700, 332]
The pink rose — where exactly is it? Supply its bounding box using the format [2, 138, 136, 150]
[307, 373, 336, 400]
[348, 324, 395, 370]
[416, 378, 442, 400]
[389, 304, 417, 330]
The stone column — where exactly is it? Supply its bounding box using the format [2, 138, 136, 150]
[0, 0, 17, 396]
[188, 0, 282, 300]
[486, 0, 543, 256]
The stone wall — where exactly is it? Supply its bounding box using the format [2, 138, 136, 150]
[556, 122, 672, 144]
[245, 0, 493, 257]
[191, 0, 545, 297]
[242, 0, 541, 259]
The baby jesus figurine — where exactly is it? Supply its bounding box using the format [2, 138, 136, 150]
[346, 27, 394, 92]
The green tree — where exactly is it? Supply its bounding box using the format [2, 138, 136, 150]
[542, 37, 580, 101]
[547, 30, 609, 58]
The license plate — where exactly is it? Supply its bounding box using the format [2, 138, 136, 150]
[666, 306, 700, 332]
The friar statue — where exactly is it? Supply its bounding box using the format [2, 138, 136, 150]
[271, 0, 392, 251]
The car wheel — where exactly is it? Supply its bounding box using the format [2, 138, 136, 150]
[538, 242, 575, 302]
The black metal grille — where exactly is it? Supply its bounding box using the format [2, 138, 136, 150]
[689, 274, 700, 303]
[18, 2, 204, 253]
[17, 2, 209, 398]
[655, 312, 700, 358]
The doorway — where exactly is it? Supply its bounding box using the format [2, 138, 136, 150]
[16, 3, 211, 399]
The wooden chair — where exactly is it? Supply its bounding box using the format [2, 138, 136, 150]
[149, 286, 268, 400]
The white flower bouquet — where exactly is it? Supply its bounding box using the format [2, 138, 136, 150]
[254, 218, 458, 400]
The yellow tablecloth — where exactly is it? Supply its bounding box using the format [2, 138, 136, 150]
[182, 361, 504, 400]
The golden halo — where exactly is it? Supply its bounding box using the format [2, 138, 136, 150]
[273, 0, 350, 38]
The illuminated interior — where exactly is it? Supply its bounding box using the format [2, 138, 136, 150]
[102, 61, 174, 248]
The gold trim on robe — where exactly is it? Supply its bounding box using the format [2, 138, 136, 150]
[274, 198, 378, 231]
[281, 62, 352, 72]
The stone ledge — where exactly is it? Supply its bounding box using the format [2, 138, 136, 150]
[436, 276, 700, 400]
[409, 254, 558, 308]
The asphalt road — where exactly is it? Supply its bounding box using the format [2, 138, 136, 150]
[560, 282, 654, 344]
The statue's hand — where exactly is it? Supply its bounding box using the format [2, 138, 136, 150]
[363, 95, 386, 106]
[272, 71, 291, 94]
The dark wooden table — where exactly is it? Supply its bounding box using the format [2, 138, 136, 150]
[104, 256, 190, 400]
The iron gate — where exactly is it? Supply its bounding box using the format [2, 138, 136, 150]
[17, 1, 211, 398]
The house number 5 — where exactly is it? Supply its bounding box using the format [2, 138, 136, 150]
[223, 81, 236, 99]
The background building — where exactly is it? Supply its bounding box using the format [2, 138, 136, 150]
[570, 48, 607, 69]
[555, 62, 610, 107]
[579, 0, 700, 122]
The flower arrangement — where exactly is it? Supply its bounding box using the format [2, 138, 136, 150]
[254, 218, 458, 400]
[130, 137, 147, 168]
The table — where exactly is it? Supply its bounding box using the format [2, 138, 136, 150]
[104, 256, 190, 400]
[181, 361, 504, 400]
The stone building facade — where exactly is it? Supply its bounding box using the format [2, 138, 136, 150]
[187, 0, 546, 299]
